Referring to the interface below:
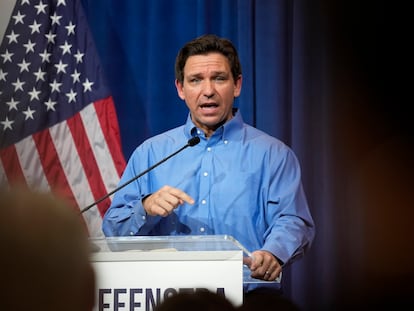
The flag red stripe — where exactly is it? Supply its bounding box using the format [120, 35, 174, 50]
[0, 145, 27, 187]
[32, 130, 78, 209]
[66, 111, 111, 217]
[94, 97, 126, 177]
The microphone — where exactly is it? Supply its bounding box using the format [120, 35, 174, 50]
[79, 136, 200, 214]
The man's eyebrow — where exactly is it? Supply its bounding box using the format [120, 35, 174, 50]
[186, 70, 228, 77]
[211, 70, 227, 75]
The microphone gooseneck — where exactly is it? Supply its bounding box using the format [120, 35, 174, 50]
[188, 136, 200, 146]
[79, 137, 200, 214]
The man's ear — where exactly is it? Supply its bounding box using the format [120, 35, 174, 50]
[233, 75, 242, 98]
[175, 79, 185, 100]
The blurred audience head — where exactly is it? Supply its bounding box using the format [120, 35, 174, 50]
[154, 290, 237, 311]
[0, 186, 95, 311]
[239, 290, 301, 311]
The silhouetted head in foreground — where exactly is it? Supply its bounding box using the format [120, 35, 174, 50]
[154, 290, 237, 311]
[0, 187, 96, 311]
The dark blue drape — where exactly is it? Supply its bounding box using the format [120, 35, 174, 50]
[81, 0, 411, 309]
[80, 0, 297, 159]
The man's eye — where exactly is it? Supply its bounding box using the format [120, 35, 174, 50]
[215, 76, 226, 81]
[190, 78, 200, 83]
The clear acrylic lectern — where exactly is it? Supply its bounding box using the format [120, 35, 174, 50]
[89, 235, 280, 310]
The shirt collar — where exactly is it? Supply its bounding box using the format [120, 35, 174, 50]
[184, 108, 244, 142]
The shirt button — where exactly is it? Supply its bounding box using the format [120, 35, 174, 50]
[129, 231, 134, 236]
[200, 227, 205, 232]
[224, 140, 228, 144]
[201, 199, 206, 205]
[203, 172, 208, 177]
[142, 215, 146, 220]
[207, 147, 211, 152]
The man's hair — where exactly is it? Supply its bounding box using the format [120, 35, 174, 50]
[175, 34, 242, 84]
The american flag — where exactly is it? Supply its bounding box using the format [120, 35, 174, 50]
[0, 0, 126, 237]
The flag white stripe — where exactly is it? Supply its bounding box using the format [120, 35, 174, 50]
[0, 159, 8, 186]
[49, 120, 104, 237]
[80, 103, 119, 197]
[15, 136, 50, 191]
[81, 207, 104, 237]
[49, 121, 91, 208]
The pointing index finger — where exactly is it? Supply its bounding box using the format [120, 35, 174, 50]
[170, 188, 195, 205]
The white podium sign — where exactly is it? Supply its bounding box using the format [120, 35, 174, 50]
[90, 236, 245, 311]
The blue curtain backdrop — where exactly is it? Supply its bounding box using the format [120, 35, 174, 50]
[80, 0, 301, 158]
[80, 0, 411, 309]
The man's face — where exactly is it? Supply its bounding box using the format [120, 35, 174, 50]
[175, 52, 242, 137]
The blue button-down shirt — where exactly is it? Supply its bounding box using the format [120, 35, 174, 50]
[103, 110, 315, 289]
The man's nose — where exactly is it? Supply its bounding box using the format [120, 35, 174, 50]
[203, 81, 215, 98]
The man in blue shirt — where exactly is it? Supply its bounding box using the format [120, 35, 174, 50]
[102, 34, 315, 292]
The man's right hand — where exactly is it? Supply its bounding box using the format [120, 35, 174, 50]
[142, 185, 195, 216]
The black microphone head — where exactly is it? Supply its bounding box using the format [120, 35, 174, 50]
[188, 136, 200, 146]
